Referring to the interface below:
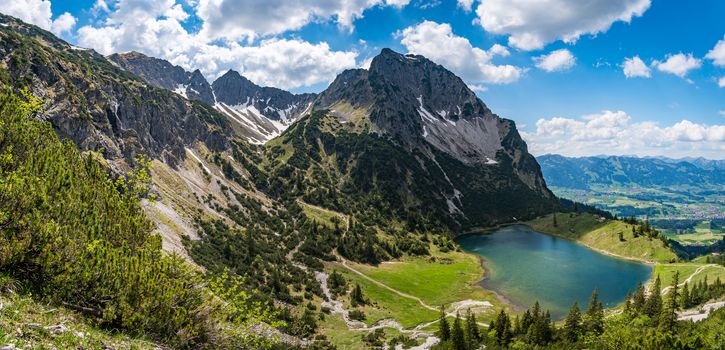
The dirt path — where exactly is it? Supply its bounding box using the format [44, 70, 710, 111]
[661, 264, 724, 295]
[337, 258, 490, 328]
[285, 244, 496, 349]
[677, 300, 725, 322]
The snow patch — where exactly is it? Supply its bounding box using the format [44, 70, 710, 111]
[173, 84, 188, 99]
[485, 157, 498, 165]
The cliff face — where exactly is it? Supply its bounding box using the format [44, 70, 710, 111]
[315, 48, 552, 198]
[107, 52, 317, 144]
[0, 14, 228, 168]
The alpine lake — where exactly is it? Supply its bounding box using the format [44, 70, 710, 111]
[456, 225, 652, 319]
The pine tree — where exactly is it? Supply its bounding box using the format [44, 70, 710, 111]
[563, 301, 582, 342]
[659, 271, 679, 333]
[464, 308, 480, 349]
[553, 213, 558, 227]
[633, 282, 646, 312]
[584, 289, 604, 335]
[644, 275, 663, 321]
[351, 283, 365, 307]
[520, 309, 533, 335]
[438, 306, 451, 341]
[450, 313, 466, 350]
[494, 309, 512, 347]
[624, 290, 632, 312]
[680, 282, 690, 309]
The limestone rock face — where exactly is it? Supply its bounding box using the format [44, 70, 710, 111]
[316, 48, 550, 195]
[0, 14, 228, 168]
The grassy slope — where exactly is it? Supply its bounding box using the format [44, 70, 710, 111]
[298, 201, 349, 229]
[347, 247, 506, 323]
[523, 213, 677, 263]
[330, 264, 439, 328]
[0, 293, 156, 349]
[653, 264, 725, 289]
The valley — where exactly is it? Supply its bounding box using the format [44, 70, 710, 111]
[538, 155, 725, 249]
[0, 11, 724, 350]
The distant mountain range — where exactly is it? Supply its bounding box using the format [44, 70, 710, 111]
[537, 154, 725, 190]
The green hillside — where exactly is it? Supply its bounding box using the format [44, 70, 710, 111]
[524, 213, 677, 263]
[0, 90, 276, 349]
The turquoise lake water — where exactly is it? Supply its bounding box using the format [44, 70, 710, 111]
[455, 225, 652, 319]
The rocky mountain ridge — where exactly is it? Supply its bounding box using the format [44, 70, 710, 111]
[107, 52, 316, 144]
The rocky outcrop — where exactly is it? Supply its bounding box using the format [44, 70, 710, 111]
[107, 52, 316, 144]
[212, 70, 316, 123]
[316, 48, 551, 196]
[108, 51, 216, 105]
[0, 14, 228, 168]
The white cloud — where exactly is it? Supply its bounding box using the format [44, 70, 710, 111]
[622, 56, 651, 78]
[718, 76, 725, 88]
[0, 0, 53, 29]
[534, 49, 575, 72]
[474, 0, 650, 50]
[195, 0, 408, 42]
[50, 12, 77, 35]
[719, 110, 725, 117]
[706, 35, 725, 67]
[457, 0, 474, 12]
[191, 39, 358, 88]
[0, 0, 77, 35]
[468, 84, 488, 92]
[399, 21, 523, 84]
[653, 53, 701, 78]
[75, 0, 358, 90]
[521, 110, 725, 159]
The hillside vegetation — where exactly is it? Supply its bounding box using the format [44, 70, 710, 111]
[0, 90, 277, 349]
[524, 213, 677, 263]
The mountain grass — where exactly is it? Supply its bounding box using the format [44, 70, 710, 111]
[0, 288, 157, 349]
[523, 213, 677, 263]
[329, 264, 439, 328]
[298, 201, 349, 230]
[347, 246, 506, 323]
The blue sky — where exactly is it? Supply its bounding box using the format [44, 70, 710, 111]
[2, 0, 724, 158]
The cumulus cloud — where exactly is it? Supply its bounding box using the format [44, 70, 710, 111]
[399, 21, 523, 84]
[706, 35, 725, 67]
[653, 53, 701, 78]
[622, 56, 651, 78]
[196, 0, 409, 41]
[534, 49, 575, 72]
[457, 0, 475, 12]
[521, 110, 725, 159]
[75, 0, 358, 90]
[50, 12, 77, 35]
[718, 76, 725, 88]
[474, 0, 650, 51]
[0, 0, 77, 35]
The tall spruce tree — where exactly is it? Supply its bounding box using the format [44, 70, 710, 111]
[659, 271, 679, 333]
[584, 289, 604, 335]
[494, 309, 512, 347]
[644, 275, 663, 321]
[438, 306, 450, 341]
[450, 313, 466, 350]
[633, 282, 646, 312]
[464, 308, 480, 349]
[680, 282, 690, 309]
[563, 301, 582, 342]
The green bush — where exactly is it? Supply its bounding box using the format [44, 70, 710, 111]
[0, 89, 211, 347]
